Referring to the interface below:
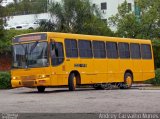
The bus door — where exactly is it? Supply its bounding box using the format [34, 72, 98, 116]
[50, 38, 67, 86]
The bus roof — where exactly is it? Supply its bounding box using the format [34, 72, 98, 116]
[13, 32, 151, 44]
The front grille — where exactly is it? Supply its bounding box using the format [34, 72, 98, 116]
[22, 80, 34, 86]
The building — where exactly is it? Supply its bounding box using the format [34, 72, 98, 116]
[91, 0, 135, 20]
[4, 0, 135, 30]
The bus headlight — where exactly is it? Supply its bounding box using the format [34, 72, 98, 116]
[12, 77, 16, 80]
[38, 74, 48, 79]
[42, 75, 46, 78]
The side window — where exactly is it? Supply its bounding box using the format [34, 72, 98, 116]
[51, 42, 64, 66]
[65, 39, 78, 58]
[93, 41, 106, 58]
[130, 43, 141, 59]
[141, 44, 152, 59]
[106, 42, 118, 58]
[78, 40, 93, 58]
[118, 43, 130, 59]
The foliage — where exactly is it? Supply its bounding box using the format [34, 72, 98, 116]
[0, 29, 34, 53]
[0, 72, 11, 89]
[109, 0, 160, 68]
[38, 0, 113, 36]
[152, 39, 160, 68]
[145, 69, 160, 85]
[109, 0, 160, 39]
[0, 2, 6, 38]
[5, 0, 48, 16]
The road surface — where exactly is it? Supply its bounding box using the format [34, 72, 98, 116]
[0, 87, 160, 113]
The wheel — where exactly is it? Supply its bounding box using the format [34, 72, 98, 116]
[37, 86, 45, 93]
[119, 73, 133, 89]
[68, 73, 77, 91]
[29, 27, 33, 29]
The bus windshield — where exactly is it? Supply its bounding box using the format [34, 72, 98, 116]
[12, 42, 49, 69]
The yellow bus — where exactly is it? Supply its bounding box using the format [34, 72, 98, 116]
[11, 32, 155, 92]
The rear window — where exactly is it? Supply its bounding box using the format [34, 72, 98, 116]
[141, 44, 152, 59]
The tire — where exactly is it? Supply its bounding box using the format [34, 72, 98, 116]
[29, 27, 33, 29]
[68, 73, 77, 91]
[119, 73, 133, 89]
[37, 86, 45, 93]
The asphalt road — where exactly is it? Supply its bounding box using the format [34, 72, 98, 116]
[0, 87, 160, 113]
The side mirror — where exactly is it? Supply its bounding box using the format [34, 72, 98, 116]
[50, 39, 58, 57]
[50, 39, 55, 44]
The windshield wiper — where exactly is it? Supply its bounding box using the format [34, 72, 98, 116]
[30, 41, 39, 54]
[19, 44, 29, 69]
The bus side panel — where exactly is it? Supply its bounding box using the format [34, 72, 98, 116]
[119, 60, 133, 82]
[93, 59, 107, 83]
[107, 59, 121, 83]
[132, 60, 143, 81]
[142, 60, 155, 81]
[79, 59, 95, 84]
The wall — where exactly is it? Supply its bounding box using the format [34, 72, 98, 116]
[91, 0, 135, 19]
[0, 54, 11, 71]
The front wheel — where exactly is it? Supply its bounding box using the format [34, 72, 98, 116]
[68, 73, 77, 91]
[37, 86, 45, 93]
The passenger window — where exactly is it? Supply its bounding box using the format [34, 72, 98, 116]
[93, 41, 106, 58]
[130, 43, 141, 59]
[51, 42, 64, 66]
[65, 39, 78, 58]
[141, 44, 152, 59]
[106, 42, 118, 58]
[78, 40, 93, 58]
[118, 43, 130, 59]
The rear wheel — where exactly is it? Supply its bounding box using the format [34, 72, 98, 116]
[119, 73, 133, 89]
[68, 73, 77, 91]
[37, 86, 45, 93]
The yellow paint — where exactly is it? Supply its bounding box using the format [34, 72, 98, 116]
[11, 32, 155, 88]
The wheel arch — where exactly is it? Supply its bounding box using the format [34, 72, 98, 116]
[69, 70, 81, 84]
[124, 69, 134, 81]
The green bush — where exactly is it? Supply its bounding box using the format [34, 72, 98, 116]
[145, 69, 160, 85]
[0, 72, 11, 89]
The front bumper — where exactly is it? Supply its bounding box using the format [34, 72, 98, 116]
[11, 78, 50, 88]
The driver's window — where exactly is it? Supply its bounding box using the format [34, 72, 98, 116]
[51, 42, 64, 66]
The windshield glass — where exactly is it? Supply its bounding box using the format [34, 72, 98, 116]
[12, 42, 49, 69]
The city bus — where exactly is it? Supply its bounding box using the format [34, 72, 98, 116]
[11, 32, 155, 92]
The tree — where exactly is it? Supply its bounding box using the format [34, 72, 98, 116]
[109, 0, 160, 68]
[0, 0, 6, 38]
[5, 0, 48, 16]
[109, 0, 160, 39]
[39, 0, 113, 36]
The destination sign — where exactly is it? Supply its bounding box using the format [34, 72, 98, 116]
[12, 33, 47, 43]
